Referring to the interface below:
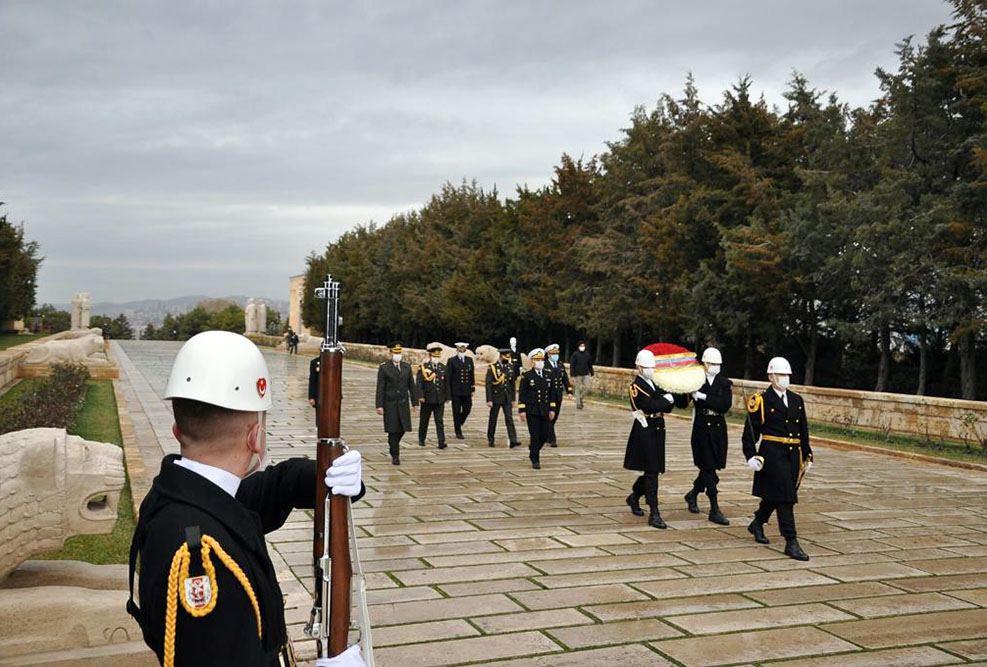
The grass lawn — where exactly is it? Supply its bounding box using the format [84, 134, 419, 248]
[35, 380, 136, 564]
[0, 332, 36, 351]
[588, 390, 987, 466]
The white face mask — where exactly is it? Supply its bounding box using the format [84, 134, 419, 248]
[775, 375, 791, 390]
[458, 352, 465, 360]
[707, 364, 720, 376]
[641, 367, 655, 380]
[534, 360, 544, 370]
[579, 346, 586, 352]
[392, 354, 402, 363]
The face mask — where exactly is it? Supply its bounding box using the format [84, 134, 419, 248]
[534, 360, 544, 370]
[642, 368, 654, 380]
[550, 354, 559, 363]
[776, 376, 791, 390]
[579, 346, 586, 352]
[707, 364, 720, 376]
[458, 352, 465, 360]
[392, 354, 402, 363]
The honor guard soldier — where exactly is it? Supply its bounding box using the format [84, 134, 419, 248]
[544, 343, 572, 447]
[624, 349, 676, 529]
[417, 342, 449, 449]
[684, 347, 733, 525]
[486, 347, 521, 448]
[375, 342, 419, 465]
[743, 356, 813, 561]
[447, 342, 475, 439]
[518, 348, 556, 469]
[127, 331, 365, 667]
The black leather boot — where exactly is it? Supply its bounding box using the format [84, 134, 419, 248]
[626, 494, 644, 517]
[418, 440, 426, 447]
[684, 490, 700, 514]
[784, 537, 809, 561]
[438, 442, 447, 449]
[488, 439, 495, 447]
[509, 441, 520, 449]
[708, 497, 729, 525]
[648, 510, 667, 529]
[391, 455, 401, 466]
[748, 520, 769, 544]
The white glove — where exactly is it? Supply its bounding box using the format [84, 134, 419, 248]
[805, 460, 812, 471]
[325, 450, 362, 497]
[663, 393, 674, 403]
[632, 409, 648, 428]
[316, 645, 366, 667]
[747, 457, 763, 472]
[692, 391, 707, 401]
[509, 336, 517, 351]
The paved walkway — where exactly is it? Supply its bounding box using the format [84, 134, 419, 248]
[114, 341, 987, 666]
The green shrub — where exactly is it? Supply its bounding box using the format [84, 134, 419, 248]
[0, 362, 89, 434]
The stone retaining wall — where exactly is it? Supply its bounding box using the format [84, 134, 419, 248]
[331, 341, 986, 443]
[0, 332, 120, 389]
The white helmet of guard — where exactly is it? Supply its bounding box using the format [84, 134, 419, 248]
[701, 347, 723, 364]
[635, 349, 656, 369]
[164, 331, 273, 412]
[766, 356, 793, 375]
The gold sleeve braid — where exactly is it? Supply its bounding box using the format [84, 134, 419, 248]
[747, 393, 764, 423]
[163, 534, 262, 667]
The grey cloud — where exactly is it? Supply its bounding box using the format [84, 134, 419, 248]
[0, 0, 954, 303]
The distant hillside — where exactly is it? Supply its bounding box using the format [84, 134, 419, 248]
[50, 295, 289, 332]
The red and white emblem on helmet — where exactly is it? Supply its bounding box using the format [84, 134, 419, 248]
[256, 378, 267, 397]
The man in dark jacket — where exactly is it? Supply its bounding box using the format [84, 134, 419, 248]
[684, 347, 733, 525]
[417, 342, 449, 449]
[308, 356, 320, 408]
[485, 347, 520, 448]
[127, 331, 365, 666]
[568, 341, 594, 409]
[447, 342, 475, 439]
[375, 342, 418, 465]
[518, 348, 555, 469]
[743, 356, 814, 561]
[623, 349, 676, 529]
[544, 343, 571, 447]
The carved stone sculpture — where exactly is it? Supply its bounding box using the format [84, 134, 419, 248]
[475, 344, 530, 370]
[70, 293, 83, 330]
[244, 298, 258, 334]
[24, 333, 109, 365]
[0, 428, 126, 580]
[60, 326, 104, 340]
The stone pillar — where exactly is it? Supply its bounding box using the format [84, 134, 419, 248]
[70, 293, 82, 330]
[80, 293, 91, 329]
[244, 299, 256, 334]
[256, 301, 267, 334]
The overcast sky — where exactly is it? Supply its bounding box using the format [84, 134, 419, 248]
[1, 1, 954, 305]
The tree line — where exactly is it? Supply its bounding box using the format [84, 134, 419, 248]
[303, 1, 985, 399]
[332, 5, 978, 400]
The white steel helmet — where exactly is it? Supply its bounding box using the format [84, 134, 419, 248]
[164, 331, 273, 412]
[701, 347, 723, 364]
[635, 349, 656, 368]
[766, 356, 793, 375]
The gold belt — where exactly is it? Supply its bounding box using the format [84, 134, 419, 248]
[762, 435, 800, 447]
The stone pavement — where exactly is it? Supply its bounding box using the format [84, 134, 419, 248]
[114, 341, 987, 666]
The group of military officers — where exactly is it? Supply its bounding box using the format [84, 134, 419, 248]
[623, 346, 813, 561]
[310, 340, 814, 562]
[311, 340, 572, 468]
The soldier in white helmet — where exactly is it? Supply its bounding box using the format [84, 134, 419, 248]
[127, 331, 366, 666]
[683, 347, 733, 525]
[623, 349, 677, 529]
[742, 356, 813, 561]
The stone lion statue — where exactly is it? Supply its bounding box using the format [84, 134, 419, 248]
[0, 428, 126, 580]
[24, 333, 109, 366]
[59, 327, 104, 340]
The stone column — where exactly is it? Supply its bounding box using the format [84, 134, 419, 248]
[70, 293, 82, 330]
[244, 299, 257, 334]
[257, 301, 267, 335]
[80, 293, 91, 329]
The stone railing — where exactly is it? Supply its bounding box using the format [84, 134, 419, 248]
[314, 341, 985, 444]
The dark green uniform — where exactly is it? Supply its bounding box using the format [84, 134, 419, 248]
[485, 357, 519, 447]
[376, 360, 418, 460]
